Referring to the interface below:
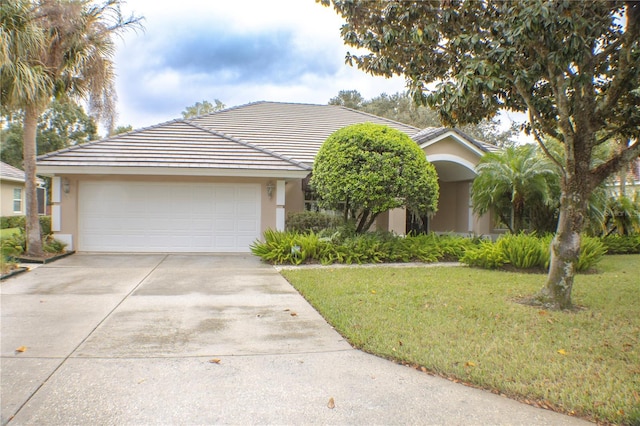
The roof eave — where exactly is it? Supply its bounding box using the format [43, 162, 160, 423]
[36, 165, 310, 179]
[417, 129, 487, 157]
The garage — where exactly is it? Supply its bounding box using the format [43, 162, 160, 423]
[78, 181, 261, 252]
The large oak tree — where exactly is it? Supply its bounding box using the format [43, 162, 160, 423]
[321, 0, 640, 309]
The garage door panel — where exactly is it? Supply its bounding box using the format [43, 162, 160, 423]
[78, 182, 260, 252]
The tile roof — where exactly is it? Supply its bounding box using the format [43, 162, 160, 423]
[0, 161, 26, 182]
[37, 119, 309, 173]
[189, 101, 421, 166]
[36, 101, 488, 176]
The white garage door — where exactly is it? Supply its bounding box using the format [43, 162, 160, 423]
[78, 181, 261, 252]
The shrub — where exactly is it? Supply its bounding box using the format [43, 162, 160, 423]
[460, 241, 508, 269]
[1, 232, 25, 257]
[39, 216, 52, 236]
[497, 233, 547, 269]
[600, 234, 640, 254]
[286, 211, 342, 233]
[575, 236, 607, 272]
[0, 215, 51, 236]
[0, 216, 25, 229]
[44, 237, 67, 254]
[434, 233, 478, 261]
[462, 233, 605, 272]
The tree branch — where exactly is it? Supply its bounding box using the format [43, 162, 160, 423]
[588, 139, 640, 192]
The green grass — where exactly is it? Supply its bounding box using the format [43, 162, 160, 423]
[0, 228, 20, 239]
[281, 255, 640, 425]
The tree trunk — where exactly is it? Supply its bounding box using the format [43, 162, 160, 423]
[538, 187, 586, 310]
[23, 105, 43, 257]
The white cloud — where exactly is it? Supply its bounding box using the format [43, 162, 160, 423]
[111, 0, 407, 131]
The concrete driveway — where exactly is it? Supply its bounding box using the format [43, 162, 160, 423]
[1, 254, 589, 425]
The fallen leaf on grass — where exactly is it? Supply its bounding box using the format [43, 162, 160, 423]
[464, 361, 476, 367]
[209, 358, 221, 364]
[15, 346, 27, 353]
[557, 349, 567, 355]
[370, 290, 376, 294]
[327, 397, 335, 409]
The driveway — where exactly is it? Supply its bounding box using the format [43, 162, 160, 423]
[1, 254, 589, 425]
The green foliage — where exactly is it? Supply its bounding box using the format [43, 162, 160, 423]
[328, 90, 365, 109]
[472, 145, 559, 233]
[602, 194, 640, 236]
[0, 215, 25, 229]
[0, 215, 51, 236]
[600, 234, 640, 254]
[286, 211, 343, 233]
[181, 99, 226, 118]
[575, 237, 607, 272]
[0, 99, 98, 168]
[460, 234, 605, 272]
[252, 230, 477, 265]
[497, 233, 548, 270]
[1, 227, 65, 257]
[311, 123, 439, 233]
[460, 241, 508, 269]
[1, 232, 25, 257]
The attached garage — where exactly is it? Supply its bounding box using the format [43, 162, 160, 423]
[78, 181, 261, 252]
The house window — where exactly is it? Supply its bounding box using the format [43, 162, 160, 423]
[13, 188, 22, 213]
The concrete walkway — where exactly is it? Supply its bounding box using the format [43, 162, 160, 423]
[1, 254, 590, 425]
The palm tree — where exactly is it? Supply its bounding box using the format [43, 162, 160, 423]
[471, 144, 558, 233]
[1, 0, 141, 256]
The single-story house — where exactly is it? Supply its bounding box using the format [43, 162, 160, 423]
[36, 101, 499, 253]
[0, 161, 46, 217]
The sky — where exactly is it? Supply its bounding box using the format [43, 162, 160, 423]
[112, 0, 409, 130]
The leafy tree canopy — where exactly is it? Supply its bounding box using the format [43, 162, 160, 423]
[111, 124, 133, 135]
[311, 123, 439, 233]
[1, 98, 98, 168]
[181, 99, 226, 119]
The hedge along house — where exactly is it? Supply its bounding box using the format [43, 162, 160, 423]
[36, 101, 498, 253]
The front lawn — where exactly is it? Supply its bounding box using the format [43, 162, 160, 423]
[281, 255, 640, 425]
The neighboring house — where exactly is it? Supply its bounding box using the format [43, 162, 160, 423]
[0, 161, 46, 217]
[36, 101, 499, 253]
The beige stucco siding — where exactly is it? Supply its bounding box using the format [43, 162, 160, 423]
[284, 178, 305, 218]
[422, 137, 483, 166]
[0, 181, 24, 216]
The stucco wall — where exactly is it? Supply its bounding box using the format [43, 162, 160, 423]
[284, 178, 305, 218]
[422, 137, 483, 166]
[0, 181, 24, 216]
